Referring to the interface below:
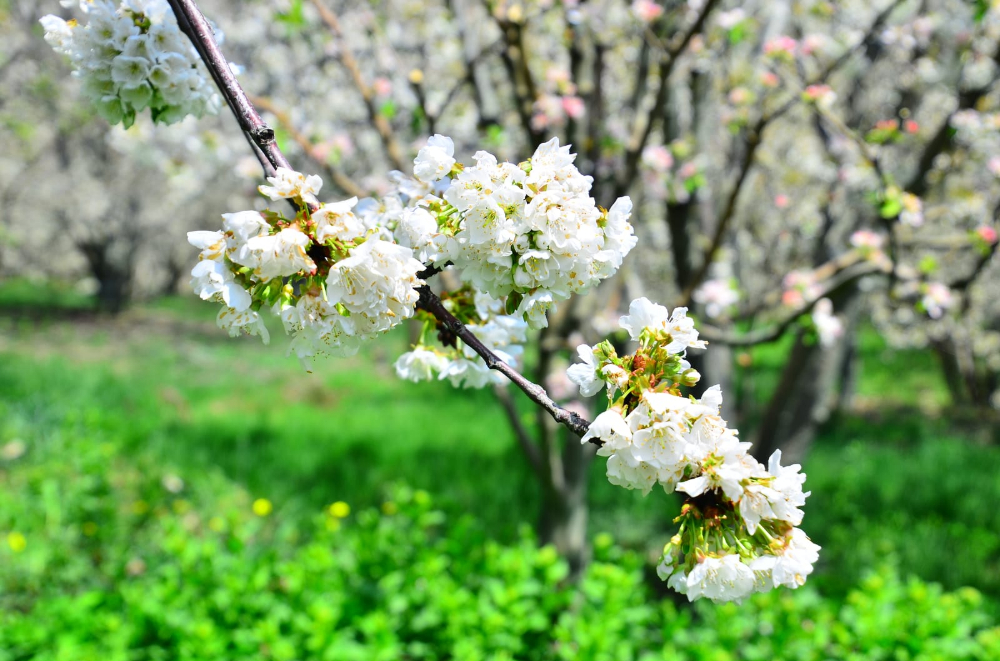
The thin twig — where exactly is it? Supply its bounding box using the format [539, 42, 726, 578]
[309, 0, 408, 171]
[249, 94, 364, 198]
[417, 285, 594, 439]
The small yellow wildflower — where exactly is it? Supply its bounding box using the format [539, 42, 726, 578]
[7, 532, 26, 553]
[328, 501, 350, 518]
[252, 498, 273, 517]
[381, 501, 398, 516]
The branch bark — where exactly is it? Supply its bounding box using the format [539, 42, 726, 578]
[167, 0, 291, 175]
[416, 285, 594, 438]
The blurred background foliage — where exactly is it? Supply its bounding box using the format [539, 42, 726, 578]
[1, 282, 998, 659]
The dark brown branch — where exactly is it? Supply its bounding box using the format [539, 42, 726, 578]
[416, 285, 594, 439]
[167, 0, 291, 175]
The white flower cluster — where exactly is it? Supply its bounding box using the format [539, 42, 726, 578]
[189, 168, 425, 367]
[41, 0, 221, 127]
[395, 289, 528, 389]
[570, 297, 818, 603]
[410, 135, 637, 329]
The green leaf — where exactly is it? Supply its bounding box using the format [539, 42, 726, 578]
[505, 291, 523, 316]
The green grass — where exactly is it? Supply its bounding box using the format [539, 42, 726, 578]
[1, 289, 998, 600]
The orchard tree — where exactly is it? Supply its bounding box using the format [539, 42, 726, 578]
[34, 0, 1000, 590]
[34, 0, 830, 602]
[0, 0, 251, 310]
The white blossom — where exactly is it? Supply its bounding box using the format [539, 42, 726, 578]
[258, 167, 323, 204]
[685, 555, 756, 603]
[751, 528, 821, 589]
[395, 348, 449, 382]
[413, 134, 456, 183]
[314, 197, 366, 244]
[567, 344, 606, 397]
[41, 0, 221, 126]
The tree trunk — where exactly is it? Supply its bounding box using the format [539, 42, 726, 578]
[538, 433, 593, 576]
[79, 238, 134, 315]
[752, 290, 861, 464]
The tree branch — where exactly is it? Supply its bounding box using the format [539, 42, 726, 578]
[309, 0, 408, 172]
[170, 0, 597, 442]
[416, 285, 594, 439]
[166, 0, 291, 175]
[699, 256, 889, 347]
[248, 94, 364, 198]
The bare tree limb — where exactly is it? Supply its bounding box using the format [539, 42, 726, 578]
[167, 0, 292, 175]
[309, 0, 408, 171]
[249, 94, 365, 198]
[416, 285, 594, 439]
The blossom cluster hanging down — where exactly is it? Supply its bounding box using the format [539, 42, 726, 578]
[189, 168, 425, 367]
[41, 0, 221, 127]
[394, 287, 528, 389]
[569, 297, 818, 603]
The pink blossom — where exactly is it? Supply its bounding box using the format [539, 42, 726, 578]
[803, 84, 836, 106]
[774, 194, 790, 209]
[332, 133, 355, 158]
[632, 0, 663, 22]
[976, 226, 998, 245]
[782, 289, 804, 307]
[988, 156, 1000, 177]
[561, 95, 586, 119]
[642, 145, 674, 172]
[850, 230, 885, 251]
[922, 282, 953, 319]
[760, 71, 780, 87]
[800, 34, 826, 56]
[678, 162, 698, 179]
[372, 77, 392, 97]
[764, 36, 797, 58]
[728, 87, 750, 105]
[546, 68, 570, 85]
[904, 119, 919, 134]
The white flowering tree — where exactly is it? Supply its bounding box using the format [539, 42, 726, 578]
[0, 0, 249, 310]
[33, 0, 1000, 599]
[32, 0, 841, 603]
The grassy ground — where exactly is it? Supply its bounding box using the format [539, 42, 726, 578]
[1, 283, 999, 599]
